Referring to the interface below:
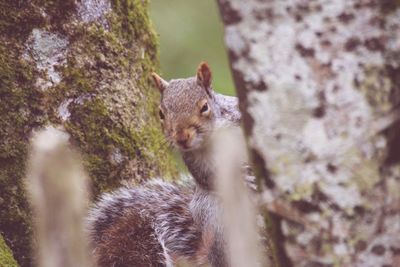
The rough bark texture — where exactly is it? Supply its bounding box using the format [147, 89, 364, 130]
[217, 1, 400, 267]
[0, 1, 177, 266]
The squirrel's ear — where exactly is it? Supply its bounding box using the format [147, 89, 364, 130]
[196, 62, 212, 95]
[151, 72, 169, 93]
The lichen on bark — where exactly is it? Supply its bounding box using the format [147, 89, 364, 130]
[0, 0, 176, 266]
[217, 0, 400, 266]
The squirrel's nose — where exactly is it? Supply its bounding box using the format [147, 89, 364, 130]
[176, 133, 189, 146]
[176, 129, 194, 148]
[177, 138, 188, 147]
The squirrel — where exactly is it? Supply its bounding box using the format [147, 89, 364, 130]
[87, 62, 243, 267]
[152, 62, 242, 267]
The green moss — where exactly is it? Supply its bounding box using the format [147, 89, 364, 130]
[40, 0, 77, 29]
[0, 0, 77, 41]
[47, 5, 176, 197]
[0, 1, 43, 40]
[0, 235, 18, 267]
[110, 0, 159, 58]
[0, 38, 46, 266]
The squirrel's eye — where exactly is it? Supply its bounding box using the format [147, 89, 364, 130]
[200, 102, 209, 114]
[159, 109, 165, 120]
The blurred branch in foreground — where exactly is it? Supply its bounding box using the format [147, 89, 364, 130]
[212, 124, 269, 267]
[26, 126, 92, 267]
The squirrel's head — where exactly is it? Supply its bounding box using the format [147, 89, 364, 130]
[152, 62, 216, 151]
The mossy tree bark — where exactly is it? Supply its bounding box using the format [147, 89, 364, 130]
[0, 1, 177, 266]
[0, 234, 18, 267]
[217, 1, 400, 266]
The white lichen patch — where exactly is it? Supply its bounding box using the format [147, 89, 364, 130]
[110, 148, 124, 165]
[75, 93, 94, 105]
[58, 99, 73, 121]
[57, 94, 93, 121]
[57, 94, 94, 121]
[320, 183, 362, 210]
[24, 29, 69, 90]
[77, 0, 111, 27]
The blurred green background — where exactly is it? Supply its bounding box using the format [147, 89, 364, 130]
[150, 0, 235, 96]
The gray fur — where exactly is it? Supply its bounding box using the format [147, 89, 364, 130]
[87, 179, 202, 266]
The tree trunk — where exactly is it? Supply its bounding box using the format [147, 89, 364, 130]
[0, 0, 177, 266]
[217, 0, 400, 266]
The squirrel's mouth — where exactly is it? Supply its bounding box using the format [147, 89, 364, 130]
[177, 143, 191, 150]
[176, 142, 197, 151]
[174, 135, 204, 151]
